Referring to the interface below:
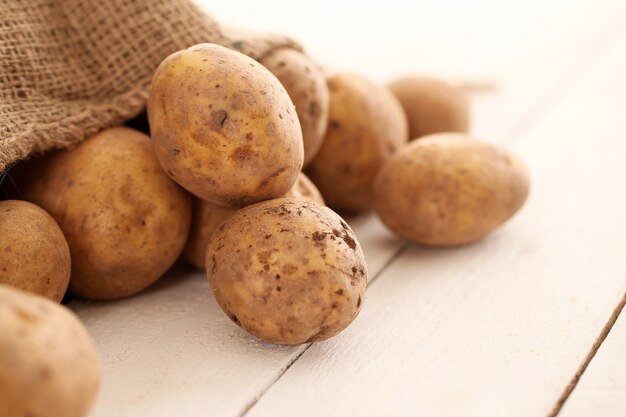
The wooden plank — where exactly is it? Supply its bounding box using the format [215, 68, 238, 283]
[559, 297, 626, 417]
[244, 28, 626, 417]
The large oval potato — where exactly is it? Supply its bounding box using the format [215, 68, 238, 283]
[388, 75, 469, 140]
[149, 43, 304, 207]
[206, 199, 367, 345]
[373, 133, 530, 245]
[23, 127, 192, 300]
[260, 48, 329, 166]
[183, 173, 324, 269]
[307, 73, 408, 212]
[0, 284, 100, 417]
[0, 200, 70, 302]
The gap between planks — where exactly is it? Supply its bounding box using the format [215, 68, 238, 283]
[238, 244, 410, 417]
[549, 293, 626, 417]
[241, 10, 626, 417]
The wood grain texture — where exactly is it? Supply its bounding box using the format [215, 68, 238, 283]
[559, 296, 626, 417]
[245, 28, 626, 417]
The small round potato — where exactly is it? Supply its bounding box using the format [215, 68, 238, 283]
[0, 284, 100, 417]
[23, 127, 192, 300]
[183, 173, 324, 269]
[206, 199, 367, 345]
[260, 48, 330, 166]
[0, 200, 70, 302]
[388, 75, 469, 140]
[307, 73, 408, 212]
[149, 43, 304, 206]
[373, 133, 530, 245]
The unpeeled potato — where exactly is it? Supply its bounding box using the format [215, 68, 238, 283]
[183, 173, 324, 269]
[260, 48, 330, 166]
[388, 75, 469, 140]
[373, 133, 529, 245]
[23, 127, 192, 300]
[0, 284, 100, 417]
[206, 198, 367, 345]
[0, 200, 70, 302]
[307, 73, 409, 212]
[149, 43, 304, 207]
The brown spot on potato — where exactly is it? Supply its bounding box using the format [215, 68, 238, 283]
[335, 289, 344, 295]
[211, 110, 228, 128]
[230, 146, 254, 164]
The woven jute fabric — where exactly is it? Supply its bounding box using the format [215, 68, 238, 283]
[0, 0, 300, 173]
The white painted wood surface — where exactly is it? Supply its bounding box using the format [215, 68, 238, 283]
[560, 299, 626, 417]
[246, 26, 626, 417]
[68, 1, 626, 416]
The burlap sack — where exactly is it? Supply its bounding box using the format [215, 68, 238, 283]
[0, 0, 301, 173]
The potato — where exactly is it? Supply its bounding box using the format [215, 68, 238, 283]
[388, 75, 469, 139]
[0, 200, 70, 302]
[149, 43, 304, 207]
[260, 48, 330, 166]
[183, 172, 324, 269]
[23, 127, 192, 300]
[307, 73, 408, 212]
[0, 284, 100, 417]
[183, 201, 235, 270]
[206, 198, 367, 345]
[373, 133, 530, 245]
[285, 171, 325, 205]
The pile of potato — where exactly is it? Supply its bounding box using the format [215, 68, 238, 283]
[0, 40, 529, 416]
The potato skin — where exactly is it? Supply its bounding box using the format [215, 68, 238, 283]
[260, 48, 330, 166]
[388, 76, 469, 140]
[23, 127, 192, 300]
[373, 133, 530, 245]
[0, 200, 70, 302]
[149, 43, 304, 207]
[183, 173, 324, 269]
[307, 73, 408, 212]
[206, 199, 367, 345]
[0, 285, 100, 417]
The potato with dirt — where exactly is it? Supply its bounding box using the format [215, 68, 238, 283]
[388, 75, 469, 140]
[0, 284, 100, 417]
[373, 133, 530, 245]
[183, 173, 324, 269]
[23, 127, 192, 300]
[260, 48, 329, 166]
[206, 198, 367, 345]
[307, 73, 408, 212]
[0, 200, 70, 302]
[149, 43, 304, 207]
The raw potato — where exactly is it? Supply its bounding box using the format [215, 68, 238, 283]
[23, 127, 192, 300]
[373, 133, 530, 245]
[307, 73, 408, 212]
[206, 199, 367, 345]
[285, 171, 325, 204]
[0, 200, 70, 302]
[388, 75, 469, 140]
[149, 43, 304, 206]
[0, 284, 100, 417]
[260, 48, 330, 166]
[183, 173, 324, 269]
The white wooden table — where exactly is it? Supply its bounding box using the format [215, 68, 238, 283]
[71, 1, 626, 416]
